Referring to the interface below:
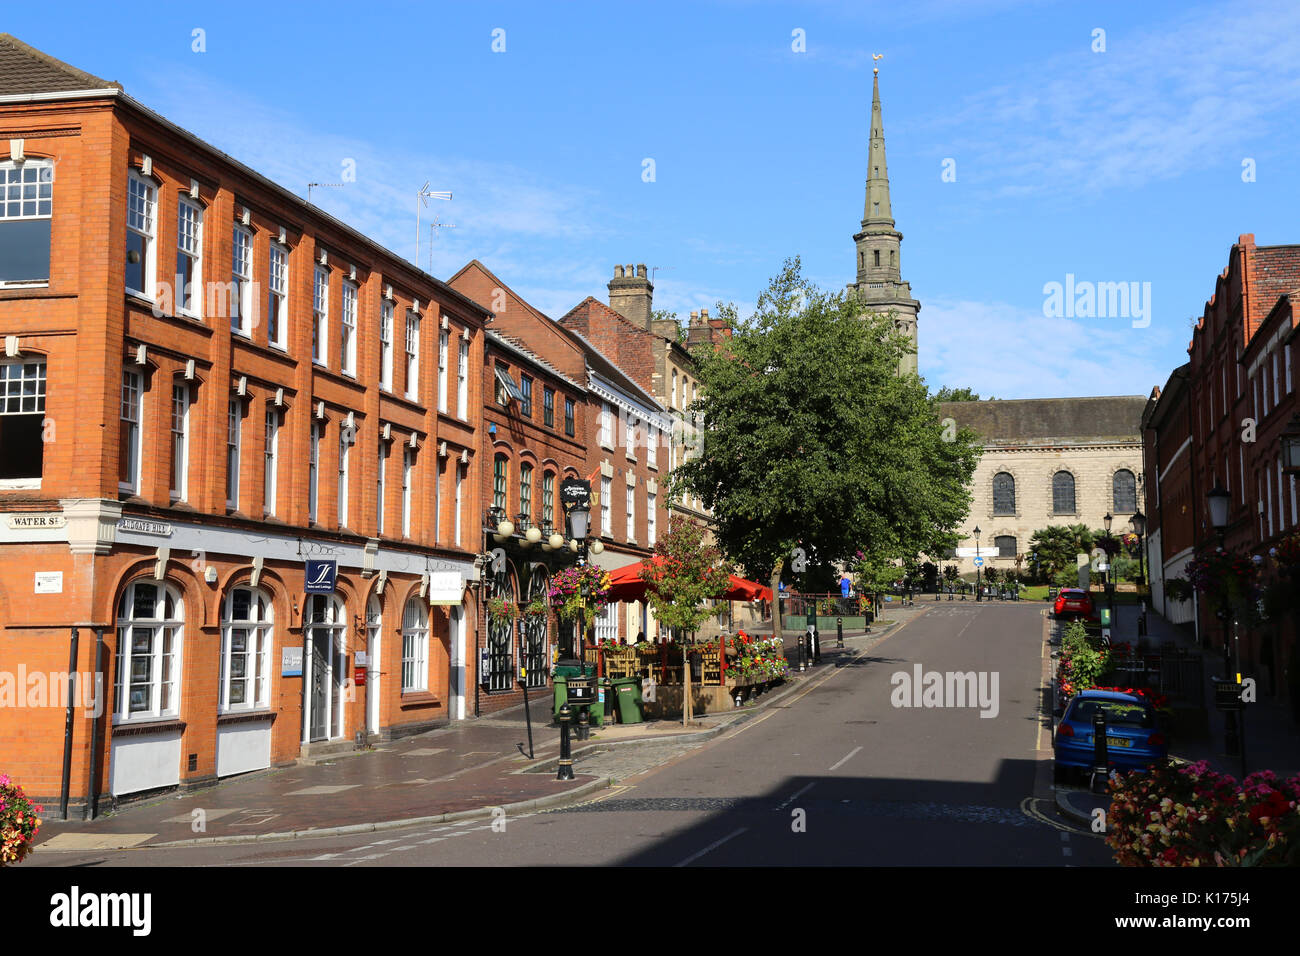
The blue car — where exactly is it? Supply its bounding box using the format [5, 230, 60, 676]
[1053, 689, 1167, 782]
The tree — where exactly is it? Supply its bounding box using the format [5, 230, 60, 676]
[1029, 524, 1095, 585]
[639, 516, 733, 724]
[671, 258, 981, 645]
[933, 386, 990, 402]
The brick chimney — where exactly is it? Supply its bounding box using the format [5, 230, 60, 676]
[608, 262, 653, 330]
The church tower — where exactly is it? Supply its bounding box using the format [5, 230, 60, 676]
[847, 66, 920, 376]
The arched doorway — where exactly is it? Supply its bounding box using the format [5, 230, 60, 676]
[304, 593, 347, 742]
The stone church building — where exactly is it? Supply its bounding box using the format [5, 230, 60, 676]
[936, 397, 1148, 577]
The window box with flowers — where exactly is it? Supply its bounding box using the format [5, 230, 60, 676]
[0, 773, 42, 867]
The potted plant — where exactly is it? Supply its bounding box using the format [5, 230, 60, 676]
[522, 597, 549, 620]
[0, 774, 42, 866]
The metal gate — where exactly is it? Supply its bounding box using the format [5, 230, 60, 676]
[486, 570, 515, 692]
[523, 567, 548, 688]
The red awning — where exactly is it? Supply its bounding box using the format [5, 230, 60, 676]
[603, 557, 770, 603]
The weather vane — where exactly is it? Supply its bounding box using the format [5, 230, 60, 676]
[872, 52, 882, 75]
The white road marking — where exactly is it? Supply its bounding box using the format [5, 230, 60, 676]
[674, 827, 749, 868]
[828, 746, 863, 772]
[777, 782, 815, 809]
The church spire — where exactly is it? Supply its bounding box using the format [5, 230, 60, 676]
[863, 67, 893, 227]
[848, 59, 921, 377]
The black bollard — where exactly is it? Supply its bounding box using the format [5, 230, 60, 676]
[837, 617, 844, 648]
[576, 704, 590, 741]
[556, 704, 574, 781]
[1091, 707, 1109, 793]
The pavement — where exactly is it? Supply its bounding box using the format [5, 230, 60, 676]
[1052, 600, 1300, 825]
[33, 608, 925, 853]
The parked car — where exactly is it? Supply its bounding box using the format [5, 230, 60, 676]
[1053, 588, 1095, 620]
[1053, 689, 1167, 782]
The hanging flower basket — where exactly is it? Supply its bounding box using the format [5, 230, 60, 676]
[1274, 531, 1300, 570]
[548, 564, 612, 621]
[1184, 551, 1257, 606]
[1122, 532, 1142, 558]
[486, 596, 518, 628]
[522, 598, 549, 620]
[1163, 577, 1193, 603]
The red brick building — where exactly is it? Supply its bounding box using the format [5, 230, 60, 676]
[449, 261, 672, 646]
[1141, 234, 1300, 705]
[0, 35, 490, 812]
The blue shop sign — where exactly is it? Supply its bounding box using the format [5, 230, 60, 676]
[305, 559, 338, 593]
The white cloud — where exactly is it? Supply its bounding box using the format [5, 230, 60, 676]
[920, 297, 1178, 399]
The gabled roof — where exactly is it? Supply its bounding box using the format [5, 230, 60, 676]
[939, 396, 1146, 446]
[560, 295, 651, 339]
[0, 33, 120, 96]
[484, 330, 582, 390]
[564, 326, 664, 413]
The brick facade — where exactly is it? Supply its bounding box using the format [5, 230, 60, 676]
[0, 37, 489, 811]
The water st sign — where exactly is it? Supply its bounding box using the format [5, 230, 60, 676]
[305, 559, 337, 593]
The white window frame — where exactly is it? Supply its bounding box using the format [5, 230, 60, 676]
[0, 158, 54, 288]
[595, 602, 618, 644]
[0, 357, 47, 488]
[434, 456, 442, 543]
[219, 587, 273, 713]
[176, 197, 204, 318]
[313, 266, 329, 365]
[337, 422, 350, 527]
[226, 398, 241, 510]
[457, 339, 468, 419]
[401, 598, 429, 693]
[405, 312, 420, 400]
[626, 482, 635, 542]
[170, 382, 190, 502]
[119, 370, 142, 494]
[263, 407, 279, 517]
[380, 301, 394, 391]
[340, 280, 358, 376]
[454, 462, 463, 545]
[113, 581, 183, 723]
[231, 225, 254, 335]
[377, 438, 388, 537]
[647, 425, 657, 469]
[601, 475, 612, 536]
[126, 171, 157, 298]
[438, 329, 449, 412]
[647, 491, 656, 547]
[402, 445, 413, 538]
[599, 403, 613, 448]
[309, 420, 320, 523]
[267, 242, 288, 349]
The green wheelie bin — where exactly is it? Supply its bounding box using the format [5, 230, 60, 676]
[612, 676, 644, 724]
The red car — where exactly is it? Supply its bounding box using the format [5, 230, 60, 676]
[1054, 588, 1096, 620]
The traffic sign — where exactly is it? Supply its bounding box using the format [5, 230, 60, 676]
[973, 557, 984, 567]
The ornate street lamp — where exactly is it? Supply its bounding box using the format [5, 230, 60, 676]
[1207, 482, 1240, 757]
[973, 525, 982, 603]
[1130, 510, 1147, 587]
[1208, 483, 1230, 549]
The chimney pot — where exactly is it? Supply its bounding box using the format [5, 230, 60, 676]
[636, 264, 647, 278]
[689, 311, 699, 322]
[626, 264, 634, 275]
[614, 264, 624, 278]
[701, 307, 709, 319]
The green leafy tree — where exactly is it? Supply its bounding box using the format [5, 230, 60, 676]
[1029, 524, 1095, 585]
[933, 386, 991, 402]
[670, 258, 980, 644]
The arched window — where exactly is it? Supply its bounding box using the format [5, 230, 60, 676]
[995, 535, 1017, 558]
[114, 581, 183, 722]
[992, 472, 1016, 515]
[1113, 469, 1137, 513]
[1052, 471, 1076, 514]
[520, 462, 533, 522]
[542, 471, 555, 529]
[873, 249, 880, 267]
[401, 597, 428, 692]
[493, 454, 508, 512]
[220, 586, 273, 712]
[305, 593, 347, 741]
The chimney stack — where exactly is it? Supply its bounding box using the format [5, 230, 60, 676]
[607, 261, 654, 330]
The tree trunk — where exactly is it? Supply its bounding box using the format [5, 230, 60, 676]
[770, 559, 784, 652]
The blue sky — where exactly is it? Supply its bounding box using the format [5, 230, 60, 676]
[14, 1, 1300, 399]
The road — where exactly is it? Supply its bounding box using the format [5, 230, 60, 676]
[32, 601, 1110, 867]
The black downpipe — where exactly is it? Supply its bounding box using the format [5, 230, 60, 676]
[84, 627, 106, 821]
[59, 627, 79, 821]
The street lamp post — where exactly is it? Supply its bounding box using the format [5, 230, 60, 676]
[973, 526, 982, 602]
[1103, 512, 1116, 626]
[1130, 510, 1148, 638]
[1207, 482, 1241, 759]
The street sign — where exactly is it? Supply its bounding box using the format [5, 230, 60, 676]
[559, 478, 591, 511]
[305, 559, 337, 593]
[973, 557, 984, 567]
